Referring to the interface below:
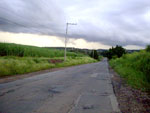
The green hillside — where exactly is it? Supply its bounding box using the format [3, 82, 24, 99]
[0, 43, 84, 57]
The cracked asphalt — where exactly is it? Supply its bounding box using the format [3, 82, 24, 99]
[0, 58, 120, 113]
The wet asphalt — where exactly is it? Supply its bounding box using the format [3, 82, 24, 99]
[0, 58, 120, 113]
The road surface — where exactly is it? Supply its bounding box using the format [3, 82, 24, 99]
[0, 58, 120, 113]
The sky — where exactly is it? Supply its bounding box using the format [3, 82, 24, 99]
[0, 0, 150, 49]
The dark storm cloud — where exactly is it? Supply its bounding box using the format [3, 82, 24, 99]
[0, 0, 150, 47]
[0, 0, 66, 35]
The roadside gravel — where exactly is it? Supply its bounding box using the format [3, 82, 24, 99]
[109, 67, 150, 113]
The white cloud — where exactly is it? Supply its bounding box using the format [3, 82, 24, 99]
[0, 32, 111, 49]
[144, 10, 150, 22]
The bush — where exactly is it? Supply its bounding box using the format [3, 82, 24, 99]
[112, 55, 118, 59]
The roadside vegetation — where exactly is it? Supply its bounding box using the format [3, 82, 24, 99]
[109, 46, 150, 91]
[0, 43, 97, 77]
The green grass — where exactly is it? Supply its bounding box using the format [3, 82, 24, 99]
[98, 55, 103, 61]
[0, 43, 84, 57]
[109, 51, 150, 91]
[0, 56, 97, 77]
[0, 42, 99, 77]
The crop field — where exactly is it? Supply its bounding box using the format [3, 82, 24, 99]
[0, 43, 84, 57]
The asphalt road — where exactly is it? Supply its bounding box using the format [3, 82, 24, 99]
[0, 58, 120, 113]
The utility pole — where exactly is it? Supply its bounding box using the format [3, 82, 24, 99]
[64, 22, 77, 61]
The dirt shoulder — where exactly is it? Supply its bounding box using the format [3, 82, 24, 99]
[109, 66, 150, 113]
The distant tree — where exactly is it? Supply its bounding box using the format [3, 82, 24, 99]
[146, 45, 150, 52]
[106, 45, 126, 59]
[94, 50, 99, 59]
[100, 51, 108, 57]
[90, 50, 99, 60]
[114, 45, 126, 58]
[90, 50, 94, 58]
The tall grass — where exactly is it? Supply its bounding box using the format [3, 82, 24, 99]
[0, 56, 97, 77]
[0, 43, 84, 57]
[110, 51, 150, 91]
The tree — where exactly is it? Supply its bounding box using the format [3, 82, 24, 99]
[94, 50, 99, 59]
[146, 45, 150, 52]
[90, 50, 99, 60]
[106, 45, 126, 59]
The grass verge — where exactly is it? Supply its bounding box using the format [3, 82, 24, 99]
[109, 51, 150, 91]
[0, 56, 97, 77]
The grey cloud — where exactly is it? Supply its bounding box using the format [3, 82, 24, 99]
[0, 0, 150, 47]
[0, 0, 66, 34]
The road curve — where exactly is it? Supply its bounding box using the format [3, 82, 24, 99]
[0, 58, 120, 113]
